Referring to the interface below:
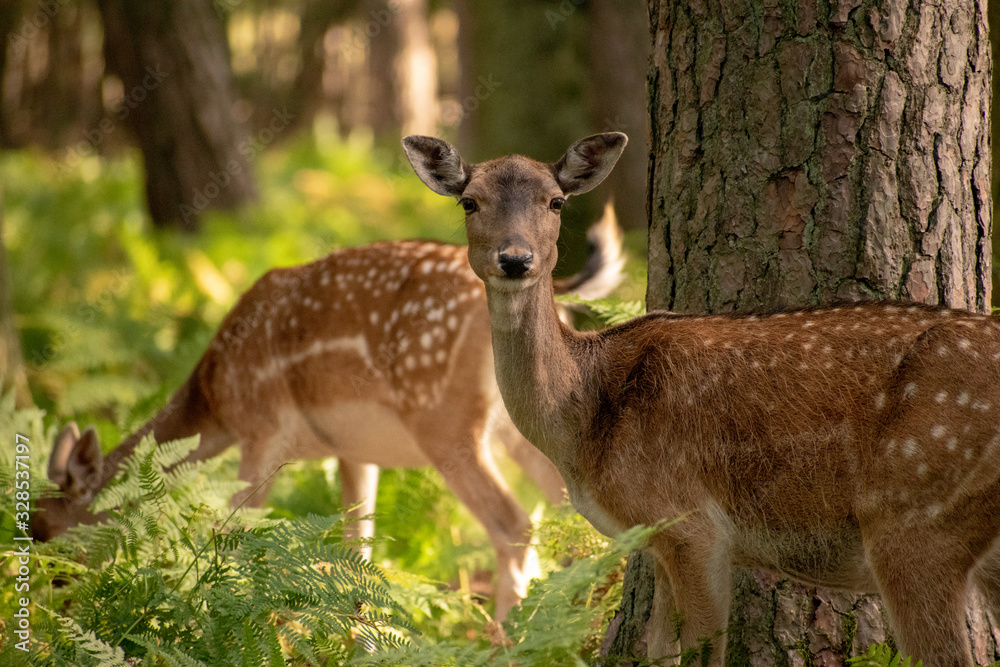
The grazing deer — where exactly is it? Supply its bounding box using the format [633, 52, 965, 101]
[402, 131, 1000, 666]
[36, 213, 624, 622]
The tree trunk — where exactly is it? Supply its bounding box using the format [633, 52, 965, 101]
[587, 0, 650, 232]
[96, 0, 257, 231]
[395, 0, 437, 137]
[645, 0, 991, 315]
[603, 1, 995, 664]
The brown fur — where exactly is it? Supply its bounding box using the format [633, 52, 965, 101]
[403, 132, 1000, 666]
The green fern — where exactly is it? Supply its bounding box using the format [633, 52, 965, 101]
[0, 418, 411, 666]
[555, 294, 646, 326]
[847, 644, 921, 667]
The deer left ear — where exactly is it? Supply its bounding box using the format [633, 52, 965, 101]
[554, 133, 628, 196]
[402, 135, 470, 197]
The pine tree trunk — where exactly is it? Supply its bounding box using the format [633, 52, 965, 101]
[603, 1, 995, 664]
[645, 0, 991, 315]
[96, 0, 257, 231]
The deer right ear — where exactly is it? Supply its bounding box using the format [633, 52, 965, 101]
[402, 135, 470, 197]
[49, 423, 103, 499]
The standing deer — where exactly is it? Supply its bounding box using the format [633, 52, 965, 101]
[36, 211, 624, 623]
[402, 131, 1000, 666]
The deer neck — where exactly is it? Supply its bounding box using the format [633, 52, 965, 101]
[485, 275, 583, 468]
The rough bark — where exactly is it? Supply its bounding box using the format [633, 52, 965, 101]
[96, 0, 257, 230]
[602, 1, 995, 664]
[645, 0, 991, 314]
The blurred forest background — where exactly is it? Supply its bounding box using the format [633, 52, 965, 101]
[1, 0, 999, 661]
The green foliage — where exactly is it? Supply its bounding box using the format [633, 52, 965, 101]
[556, 294, 646, 327]
[352, 522, 656, 667]
[847, 644, 922, 667]
[0, 421, 409, 666]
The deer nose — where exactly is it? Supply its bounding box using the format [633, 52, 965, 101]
[498, 251, 534, 278]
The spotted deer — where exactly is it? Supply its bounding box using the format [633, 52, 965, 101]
[36, 212, 624, 622]
[403, 131, 1000, 666]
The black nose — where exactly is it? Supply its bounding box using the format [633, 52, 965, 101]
[498, 251, 533, 278]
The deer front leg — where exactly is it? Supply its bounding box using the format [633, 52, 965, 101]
[863, 524, 975, 667]
[647, 528, 732, 666]
[340, 460, 379, 561]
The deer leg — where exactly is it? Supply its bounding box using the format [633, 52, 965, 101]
[647, 531, 731, 667]
[865, 528, 974, 667]
[339, 460, 379, 561]
[425, 431, 538, 623]
[232, 432, 294, 509]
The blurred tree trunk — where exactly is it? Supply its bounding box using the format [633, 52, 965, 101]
[587, 0, 649, 231]
[603, 0, 994, 665]
[292, 0, 360, 131]
[0, 184, 31, 408]
[366, 0, 401, 138]
[0, 0, 27, 147]
[96, 0, 257, 231]
[0, 0, 103, 149]
[365, 0, 437, 140]
[395, 0, 436, 136]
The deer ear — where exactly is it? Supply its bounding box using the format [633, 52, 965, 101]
[49, 422, 81, 488]
[49, 424, 103, 500]
[554, 133, 628, 196]
[402, 135, 470, 197]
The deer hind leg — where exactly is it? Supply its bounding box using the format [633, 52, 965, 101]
[339, 460, 379, 561]
[423, 426, 537, 623]
[865, 527, 975, 667]
[647, 529, 731, 667]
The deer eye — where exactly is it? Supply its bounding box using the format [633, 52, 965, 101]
[549, 197, 566, 212]
[459, 197, 478, 214]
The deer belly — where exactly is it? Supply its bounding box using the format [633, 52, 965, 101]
[728, 523, 876, 591]
[307, 401, 430, 468]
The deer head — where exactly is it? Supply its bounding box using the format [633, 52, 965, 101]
[33, 422, 106, 540]
[402, 133, 627, 292]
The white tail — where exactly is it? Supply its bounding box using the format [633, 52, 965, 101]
[37, 212, 624, 623]
[403, 132, 1000, 666]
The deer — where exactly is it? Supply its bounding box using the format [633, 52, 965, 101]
[35, 209, 625, 623]
[402, 131, 1000, 666]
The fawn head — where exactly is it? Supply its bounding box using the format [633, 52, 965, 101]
[33, 422, 105, 540]
[402, 133, 627, 291]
